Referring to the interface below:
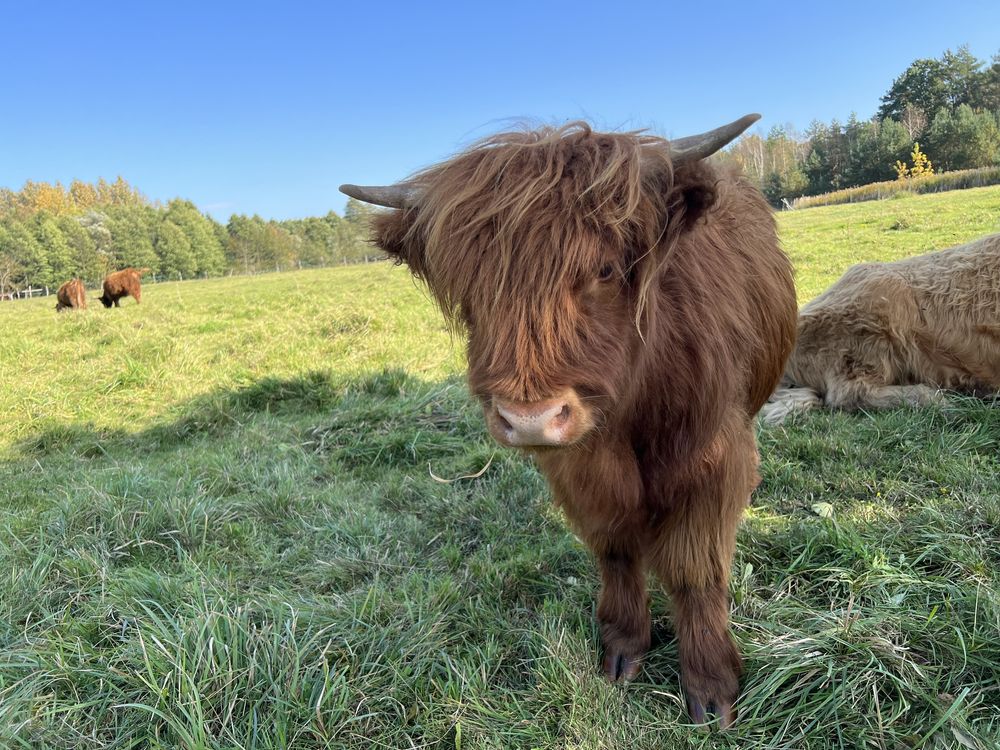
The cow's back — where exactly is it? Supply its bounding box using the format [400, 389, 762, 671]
[897, 233, 1000, 327]
[56, 279, 86, 310]
[898, 234, 1000, 387]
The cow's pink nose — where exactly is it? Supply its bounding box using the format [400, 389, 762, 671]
[489, 394, 581, 447]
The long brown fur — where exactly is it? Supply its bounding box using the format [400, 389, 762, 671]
[369, 122, 797, 726]
[55, 278, 87, 311]
[762, 233, 1000, 424]
[98, 267, 149, 308]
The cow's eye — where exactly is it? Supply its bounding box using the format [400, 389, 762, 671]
[598, 264, 616, 282]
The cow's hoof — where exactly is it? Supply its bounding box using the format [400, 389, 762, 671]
[680, 630, 741, 729]
[686, 694, 736, 730]
[683, 664, 739, 730]
[601, 646, 644, 682]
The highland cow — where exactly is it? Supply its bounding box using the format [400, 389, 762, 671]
[98, 267, 149, 308]
[762, 233, 1000, 424]
[55, 278, 87, 311]
[341, 114, 797, 727]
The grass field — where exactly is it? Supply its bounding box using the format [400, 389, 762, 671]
[1, 186, 999, 749]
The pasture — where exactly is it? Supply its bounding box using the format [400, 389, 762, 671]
[1, 185, 999, 749]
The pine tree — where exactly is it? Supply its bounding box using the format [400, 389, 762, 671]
[925, 104, 1000, 170]
[107, 207, 159, 272]
[164, 200, 225, 276]
[78, 211, 114, 264]
[894, 142, 934, 179]
[69, 180, 98, 211]
[847, 118, 912, 185]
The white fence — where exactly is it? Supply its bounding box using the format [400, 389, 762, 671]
[0, 286, 50, 301]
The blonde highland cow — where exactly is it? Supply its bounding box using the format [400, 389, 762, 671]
[763, 233, 1000, 424]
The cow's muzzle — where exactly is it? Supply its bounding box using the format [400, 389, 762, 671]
[486, 390, 590, 447]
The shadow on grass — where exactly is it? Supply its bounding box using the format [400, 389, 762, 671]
[3, 365, 538, 595]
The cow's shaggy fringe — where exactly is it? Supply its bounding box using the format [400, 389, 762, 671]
[385, 124, 698, 336]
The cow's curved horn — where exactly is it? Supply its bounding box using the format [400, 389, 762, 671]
[668, 113, 761, 164]
[339, 183, 418, 209]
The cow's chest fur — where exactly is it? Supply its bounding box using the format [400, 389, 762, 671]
[533, 419, 746, 551]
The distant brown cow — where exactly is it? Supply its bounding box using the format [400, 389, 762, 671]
[98, 267, 149, 308]
[341, 114, 797, 727]
[55, 278, 87, 311]
[762, 233, 1000, 424]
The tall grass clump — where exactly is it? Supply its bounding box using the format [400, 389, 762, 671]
[792, 166, 1000, 209]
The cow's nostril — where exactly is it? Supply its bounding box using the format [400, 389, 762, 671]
[496, 412, 513, 431]
[554, 404, 571, 426]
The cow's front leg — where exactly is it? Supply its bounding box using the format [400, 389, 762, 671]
[657, 525, 742, 727]
[596, 543, 650, 681]
[652, 424, 757, 728]
[826, 379, 941, 411]
[666, 578, 741, 727]
[537, 444, 648, 681]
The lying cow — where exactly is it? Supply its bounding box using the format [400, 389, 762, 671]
[55, 278, 87, 311]
[98, 267, 149, 308]
[762, 232, 1000, 424]
[341, 114, 797, 727]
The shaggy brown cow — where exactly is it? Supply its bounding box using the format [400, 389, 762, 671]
[341, 114, 797, 726]
[55, 278, 87, 311]
[98, 267, 149, 308]
[762, 232, 1000, 424]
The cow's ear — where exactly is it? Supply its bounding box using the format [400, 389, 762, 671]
[641, 158, 718, 249]
[671, 161, 718, 230]
[369, 208, 427, 277]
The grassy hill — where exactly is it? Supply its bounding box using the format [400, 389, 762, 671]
[781, 183, 1000, 302]
[1, 186, 998, 748]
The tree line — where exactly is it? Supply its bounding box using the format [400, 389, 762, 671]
[721, 46, 1000, 206]
[0, 177, 377, 295]
[4, 45, 998, 293]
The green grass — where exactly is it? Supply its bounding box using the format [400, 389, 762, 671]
[781, 183, 1000, 302]
[1, 187, 999, 749]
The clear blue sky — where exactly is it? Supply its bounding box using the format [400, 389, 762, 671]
[3, 1, 998, 221]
